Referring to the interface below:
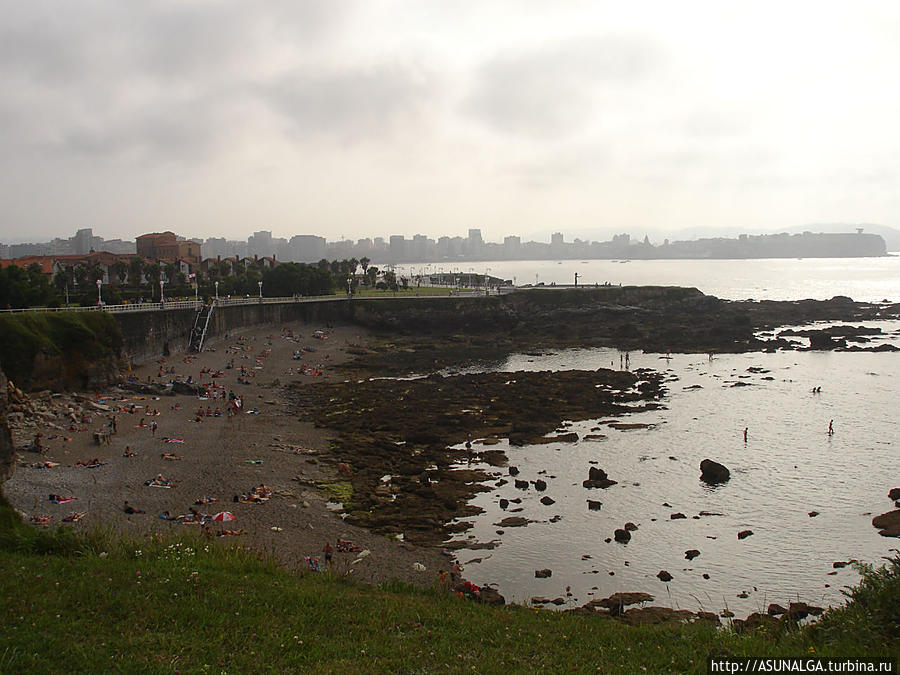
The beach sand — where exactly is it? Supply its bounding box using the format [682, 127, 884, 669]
[4, 319, 450, 587]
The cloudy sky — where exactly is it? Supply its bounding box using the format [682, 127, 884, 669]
[2, 0, 900, 244]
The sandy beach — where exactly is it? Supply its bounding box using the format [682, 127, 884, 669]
[4, 319, 449, 587]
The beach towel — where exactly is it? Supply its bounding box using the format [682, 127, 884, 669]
[50, 497, 77, 504]
[163, 438, 185, 443]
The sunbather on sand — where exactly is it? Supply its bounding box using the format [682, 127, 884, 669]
[123, 501, 145, 514]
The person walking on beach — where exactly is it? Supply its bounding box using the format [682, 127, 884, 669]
[743, 427, 748, 443]
[323, 541, 334, 568]
[150, 420, 158, 437]
[828, 419, 834, 436]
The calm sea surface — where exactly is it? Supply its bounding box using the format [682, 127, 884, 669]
[441, 322, 900, 615]
[395, 255, 900, 302]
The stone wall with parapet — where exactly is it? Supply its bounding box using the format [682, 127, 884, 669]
[113, 300, 354, 366]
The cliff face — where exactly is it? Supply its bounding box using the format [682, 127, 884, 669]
[0, 313, 123, 392]
[0, 369, 15, 483]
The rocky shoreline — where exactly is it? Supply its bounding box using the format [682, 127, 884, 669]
[2, 287, 899, 623]
[288, 368, 665, 547]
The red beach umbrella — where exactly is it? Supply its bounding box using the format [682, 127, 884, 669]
[212, 511, 235, 522]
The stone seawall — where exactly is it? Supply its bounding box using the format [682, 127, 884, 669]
[113, 300, 355, 365]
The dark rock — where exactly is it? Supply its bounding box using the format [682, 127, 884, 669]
[620, 606, 714, 625]
[533, 479, 547, 491]
[872, 510, 900, 537]
[700, 459, 730, 484]
[786, 602, 823, 621]
[479, 587, 505, 605]
[734, 612, 777, 633]
[587, 500, 602, 511]
[702, 573, 710, 579]
[171, 381, 203, 396]
[583, 466, 618, 489]
[697, 511, 723, 517]
[889, 488, 900, 501]
[514, 479, 529, 490]
[498, 498, 509, 510]
[767, 603, 787, 616]
[684, 549, 700, 560]
[808, 511, 819, 517]
[508, 466, 519, 476]
[613, 528, 631, 543]
[670, 513, 687, 520]
[534, 569, 552, 578]
[585, 592, 653, 615]
[531, 596, 550, 604]
[624, 522, 638, 531]
[832, 561, 851, 569]
[550, 597, 566, 605]
[539, 496, 555, 506]
[737, 530, 753, 540]
[656, 570, 673, 582]
[495, 517, 530, 528]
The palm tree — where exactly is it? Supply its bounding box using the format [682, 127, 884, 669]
[359, 257, 370, 284]
[73, 264, 89, 288]
[128, 257, 145, 287]
[112, 260, 129, 286]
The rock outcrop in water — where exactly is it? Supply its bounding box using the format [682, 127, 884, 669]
[872, 510, 900, 537]
[700, 459, 730, 484]
[583, 466, 617, 489]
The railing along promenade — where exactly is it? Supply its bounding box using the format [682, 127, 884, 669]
[0, 288, 513, 315]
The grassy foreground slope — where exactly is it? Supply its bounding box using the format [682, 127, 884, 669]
[1, 497, 897, 673]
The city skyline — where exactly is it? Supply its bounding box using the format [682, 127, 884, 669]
[2, 2, 900, 244]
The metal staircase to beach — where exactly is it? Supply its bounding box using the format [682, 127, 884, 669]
[189, 301, 214, 353]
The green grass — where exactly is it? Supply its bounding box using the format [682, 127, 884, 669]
[0, 494, 898, 673]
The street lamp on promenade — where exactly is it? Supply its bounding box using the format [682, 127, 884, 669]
[258, 280, 263, 302]
[96, 278, 102, 306]
[160, 279, 165, 306]
[214, 281, 219, 302]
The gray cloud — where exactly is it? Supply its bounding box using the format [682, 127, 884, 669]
[264, 64, 437, 144]
[463, 35, 659, 140]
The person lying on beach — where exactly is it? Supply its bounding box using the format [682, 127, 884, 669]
[216, 528, 247, 537]
[75, 458, 104, 468]
[194, 496, 217, 505]
[123, 446, 137, 457]
[123, 501, 145, 514]
[49, 494, 77, 504]
[30, 515, 52, 525]
[144, 474, 174, 488]
[62, 512, 85, 522]
[161, 452, 182, 461]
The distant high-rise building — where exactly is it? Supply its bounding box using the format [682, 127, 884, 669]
[389, 235, 407, 260]
[289, 235, 326, 262]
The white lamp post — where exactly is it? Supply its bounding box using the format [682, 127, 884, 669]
[160, 279, 165, 305]
[214, 281, 219, 302]
[257, 280, 262, 301]
[347, 276, 352, 297]
[96, 278, 102, 306]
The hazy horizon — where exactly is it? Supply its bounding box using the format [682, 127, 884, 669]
[2, 2, 900, 245]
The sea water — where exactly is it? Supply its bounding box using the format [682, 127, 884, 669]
[395, 255, 900, 302]
[447, 320, 900, 616]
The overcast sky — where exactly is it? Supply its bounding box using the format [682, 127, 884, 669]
[2, 1, 900, 245]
